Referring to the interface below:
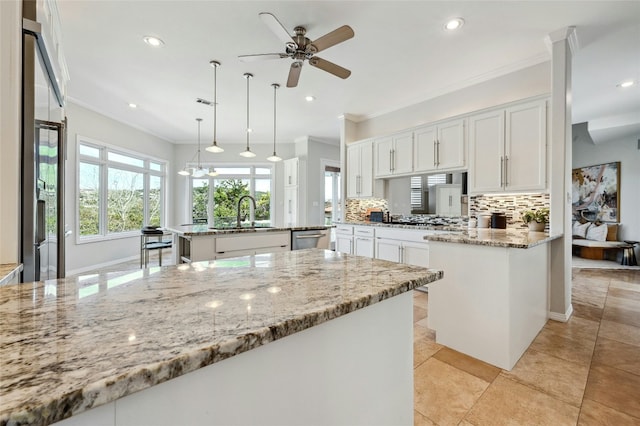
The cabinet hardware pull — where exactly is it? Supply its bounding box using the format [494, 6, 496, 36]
[433, 140, 437, 166]
[449, 195, 452, 207]
[437, 140, 441, 166]
[296, 234, 324, 239]
[500, 156, 504, 187]
[504, 156, 509, 187]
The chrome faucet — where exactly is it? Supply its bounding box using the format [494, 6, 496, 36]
[236, 195, 257, 228]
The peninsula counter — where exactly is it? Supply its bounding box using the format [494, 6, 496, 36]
[0, 249, 442, 426]
[424, 229, 562, 370]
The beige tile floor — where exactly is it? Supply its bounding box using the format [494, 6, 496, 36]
[413, 268, 640, 425]
[76, 254, 640, 425]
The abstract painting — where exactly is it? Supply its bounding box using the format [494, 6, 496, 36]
[572, 161, 620, 223]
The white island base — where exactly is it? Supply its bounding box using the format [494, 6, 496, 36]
[57, 292, 414, 426]
[428, 241, 549, 370]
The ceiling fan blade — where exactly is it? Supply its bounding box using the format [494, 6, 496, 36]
[238, 53, 289, 62]
[308, 25, 354, 53]
[259, 12, 296, 47]
[308, 57, 351, 79]
[287, 61, 303, 88]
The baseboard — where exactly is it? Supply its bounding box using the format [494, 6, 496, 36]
[548, 304, 573, 322]
[66, 255, 139, 277]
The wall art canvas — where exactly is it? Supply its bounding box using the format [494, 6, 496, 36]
[572, 161, 620, 223]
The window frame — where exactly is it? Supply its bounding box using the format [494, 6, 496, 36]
[187, 164, 274, 226]
[76, 135, 167, 244]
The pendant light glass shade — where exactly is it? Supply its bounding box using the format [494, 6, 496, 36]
[239, 73, 256, 158]
[205, 60, 224, 153]
[267, 83, 282, 162]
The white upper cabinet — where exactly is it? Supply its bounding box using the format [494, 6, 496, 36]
[346, 140, 374, 198]
[374, 131, 413, 178]
[414, 119, 465, 173]
[469, 99, 547, 194]
[283, 157, 299, 187]
[504, 100, 547, 191]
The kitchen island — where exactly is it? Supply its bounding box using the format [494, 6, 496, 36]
[164, 224, 331, 263]
[424, 228, 561, 370]
[0, 249, 442, 426]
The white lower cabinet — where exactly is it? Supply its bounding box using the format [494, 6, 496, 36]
[353, 226, 375, 258]
[335, 225, 354, 254]
[374, 228, 430, 268]
[215, 232, 291, 259]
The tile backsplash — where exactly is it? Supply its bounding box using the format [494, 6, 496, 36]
[345, 198, 389, 222]
[469, 193, 550, 229]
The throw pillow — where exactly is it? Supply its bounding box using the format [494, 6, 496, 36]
[573, 222, 591, 238]
[586, 223, 608, 242]
[606, 224, 619, 241]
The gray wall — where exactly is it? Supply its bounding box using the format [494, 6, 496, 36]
[65, 103, 176, 274]
[573, 136, 640, 242]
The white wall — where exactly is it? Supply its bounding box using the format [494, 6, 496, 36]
[172, 142, 296, 228]
[0, 0, 21, 264]
[65, 103, 176, 274]
[573, 136, 640, 242]
[354, 62, 551, 141]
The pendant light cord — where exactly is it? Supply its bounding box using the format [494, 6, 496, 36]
[213, 64, 217, 143]
[246, 74, 251, 150]
[196, 118, 202, 168]
[273, 83, 278, 152]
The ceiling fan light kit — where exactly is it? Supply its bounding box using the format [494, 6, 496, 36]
[205, 60, 225, 153]
[239, 12, 354, 88]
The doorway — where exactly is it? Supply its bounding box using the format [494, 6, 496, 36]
[323, 161, 341, 250]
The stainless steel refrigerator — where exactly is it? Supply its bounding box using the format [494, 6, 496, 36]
[22, 0, 67, 282]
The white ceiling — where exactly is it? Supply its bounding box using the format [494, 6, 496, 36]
[56, 1, 640, 147]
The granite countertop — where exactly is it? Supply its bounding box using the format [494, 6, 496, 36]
[0, 263, 22, 287]
[335, 221, 465, 232]
[0, 249, 442, 426]
[165, 224, 331, 236]
[424, 228, 563, 248]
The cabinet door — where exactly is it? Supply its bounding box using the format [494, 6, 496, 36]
[414, 125, 437, 172]
[374, 137, 393, 178]
[358, 142, 374, 197]
[283, 158, 298, 187]
[392, 131, 414, 175]
[336, 235, 353, 254]
[375, 238, 402, 263]
[354, 236, 375, 258]
[437, 119, 465, 170]
[505, 100, 546, 191]
[402, 242, 429, 268]
[284, 187, 298, 226]
[468, 110, 505, 193]
[346, 145, 360, 198]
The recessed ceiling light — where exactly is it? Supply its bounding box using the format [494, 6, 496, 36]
[305, 95, 315, 102]
[143, 36, 164, 47]
[618, 80, 635, 88]
[128, 103, 137, 109]
[444, 18, 464, 31]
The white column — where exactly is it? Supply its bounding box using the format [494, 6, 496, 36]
[0, 0, 22, 264]
[338, 114, 358, 222]
[546, 27, 578, 321]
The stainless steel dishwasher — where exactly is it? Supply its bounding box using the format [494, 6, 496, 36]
[291, 229, 330, 250]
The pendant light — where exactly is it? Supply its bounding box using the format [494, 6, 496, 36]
[266, 83, 282, 162]
[239, 73, 256, 158]
[191, 118, 207, 177]
[205, 60, 224, 153]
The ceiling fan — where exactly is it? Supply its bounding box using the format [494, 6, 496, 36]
[239, 12, 354, 88]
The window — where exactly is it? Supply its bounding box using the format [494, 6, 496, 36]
[189, 166, 273, 227]
[77, 138, 166, 240]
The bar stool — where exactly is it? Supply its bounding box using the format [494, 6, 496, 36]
[621, 241, 638, 266]
[140, 228, 172, 268]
